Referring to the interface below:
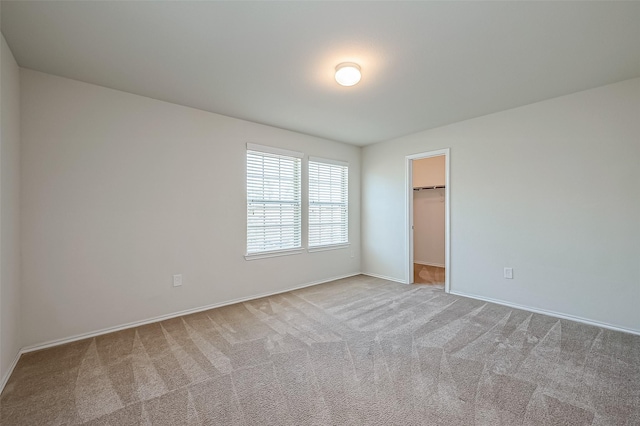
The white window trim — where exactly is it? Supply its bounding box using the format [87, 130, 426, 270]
[244, 247, 304, 261]
[307, 242, 351, 253]
[308, 156, 348, 167]
[247, 143, 303, 159]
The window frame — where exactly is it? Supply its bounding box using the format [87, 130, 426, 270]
[307, 156, 350, 251]
[245, 143, 304, 260]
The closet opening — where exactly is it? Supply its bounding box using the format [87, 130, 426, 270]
[405, 149, 450, 292]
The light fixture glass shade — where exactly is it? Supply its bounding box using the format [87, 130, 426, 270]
[335, 63, 361, 87]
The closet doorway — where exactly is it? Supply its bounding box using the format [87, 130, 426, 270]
[405, 149, 450, 292]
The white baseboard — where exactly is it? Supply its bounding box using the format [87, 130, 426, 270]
[449, 290, 640, 337]
[362, 272, 407, 284]
[414, 261, 445, 268]
[20, 272, 361, 355]
[0, 348, 23, 395]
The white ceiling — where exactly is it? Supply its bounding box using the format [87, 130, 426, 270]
[2, 1, 640, 146]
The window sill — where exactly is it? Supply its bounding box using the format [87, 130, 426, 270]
[244, 248, 304, 261]
[308, 243, 350, 253]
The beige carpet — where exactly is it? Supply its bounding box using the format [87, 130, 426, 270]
[1, 275, 639, 425]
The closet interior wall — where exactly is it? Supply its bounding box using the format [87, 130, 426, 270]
[413, 156, 446, 268]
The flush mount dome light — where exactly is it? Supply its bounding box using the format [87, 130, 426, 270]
[335, 62, 361, 87]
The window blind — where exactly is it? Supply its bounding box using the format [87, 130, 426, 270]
[308, 158, 348, 247]
[247, 148, 302, 254]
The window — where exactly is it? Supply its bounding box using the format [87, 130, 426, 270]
[308, 157, 349, 248]
[246, 144, 302, 256]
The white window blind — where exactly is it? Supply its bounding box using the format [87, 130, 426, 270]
[309, 158, 349, 247]
[247, 145, 302, 254]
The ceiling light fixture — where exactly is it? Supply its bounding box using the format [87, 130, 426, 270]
[335, 62, 361, 87]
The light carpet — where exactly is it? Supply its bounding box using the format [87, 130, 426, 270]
[1, 274, 638, 425]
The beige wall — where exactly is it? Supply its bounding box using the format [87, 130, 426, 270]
[412, 156, 445, 188]
[413, 156, 445, 266]
[363, 77, 640, 333]
[0, 34, 22, 380]
[20, 69, 361, 347]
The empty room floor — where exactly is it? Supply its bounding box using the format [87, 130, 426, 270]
[414, 264, 445, 286]
[1, 275, 638, 425]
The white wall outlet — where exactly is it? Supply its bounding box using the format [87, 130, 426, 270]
[350, 249, 355, 258]
[504, 267, 513, 279]
[173, 274, 183, 287]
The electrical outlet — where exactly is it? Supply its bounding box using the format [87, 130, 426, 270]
[173, 274, 183, 287]
[350, 249, 355, 258]
[504, 268, 513, 279]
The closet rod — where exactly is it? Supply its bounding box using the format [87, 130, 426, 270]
[413, 185, 445, 191]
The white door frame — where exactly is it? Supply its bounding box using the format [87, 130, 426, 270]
[405, 148, 451, 292]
